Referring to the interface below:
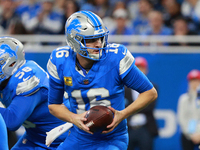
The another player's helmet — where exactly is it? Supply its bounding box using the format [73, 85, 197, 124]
[0, 37, 25, 84]
[65, 11, 109, 61]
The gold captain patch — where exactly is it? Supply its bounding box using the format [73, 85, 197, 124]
[64, 77, 72, 86]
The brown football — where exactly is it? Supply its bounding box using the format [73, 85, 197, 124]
[84, 105, 114, 133]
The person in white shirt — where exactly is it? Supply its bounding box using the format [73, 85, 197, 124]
[177, 69, 200, 150]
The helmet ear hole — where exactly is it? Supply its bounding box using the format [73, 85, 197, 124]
[9, 61, 16, 67]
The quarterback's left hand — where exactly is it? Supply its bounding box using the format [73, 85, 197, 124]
[191, 133, 200, 144]
[101, 107, 124, 134]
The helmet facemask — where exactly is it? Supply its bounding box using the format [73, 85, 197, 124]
[76, 33, 108, 60]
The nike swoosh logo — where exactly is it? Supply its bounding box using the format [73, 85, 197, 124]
[122, 50, 126, 55]
[23, 76, 30, 82]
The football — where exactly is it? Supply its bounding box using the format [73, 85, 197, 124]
[84, 105, 114, 133]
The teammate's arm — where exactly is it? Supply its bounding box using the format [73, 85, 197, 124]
[0, 90, 43, 131]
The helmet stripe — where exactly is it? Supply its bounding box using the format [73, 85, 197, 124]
[80, 11, 102, 30]
[86, 11, 102, 30]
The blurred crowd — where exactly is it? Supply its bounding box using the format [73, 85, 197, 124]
[0, 0, 200, 46]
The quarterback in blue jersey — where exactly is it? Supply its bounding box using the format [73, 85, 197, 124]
[0, 114, 9, 150]
[0, 37, 68, 150]
[47, 11, 157, 150]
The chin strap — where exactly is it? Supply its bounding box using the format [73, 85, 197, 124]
[46, 122, 73, 147]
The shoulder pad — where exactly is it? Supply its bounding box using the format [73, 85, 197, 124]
[50, 46, 71, 62]
[13, 60, 49, 96]
[105, 43, 134, 76]
[106, 43, 133, 63]
[48, 46, 72, 81]
[107, 43, 128, 57]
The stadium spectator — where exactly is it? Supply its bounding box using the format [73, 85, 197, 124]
[177, 69, 200, 150]
[15, 0, 41, 17]
[80, 0, 111, 18]
[127, 0, 161, 19]
[8, 18, 28, 35]
[102, 1, 127, 33]
[131, 0, 153, 35]
[142, 10, 172, 45]
[0, 37, 69, 149]
[110, 8, 134, 46]
[54, 0, 66, 14]
[60, 0, 80, 34]
[125, 56, 158, 150]
[0, 0, 20, 34]
[181, 0, 200, 33]
[47, 10, 157, 150]
[170, 17, 200, 46]
[21, 0, 63, 35]
[111, 0, 127, 13]
[161, 0, 183, 28]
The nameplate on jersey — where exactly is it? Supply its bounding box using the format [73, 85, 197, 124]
[64, 77, 72, 86]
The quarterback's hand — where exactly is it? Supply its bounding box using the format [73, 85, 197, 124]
[71, 112, 93, 134]
[191, 133, 200, 144]
[102, 107, 124, 134]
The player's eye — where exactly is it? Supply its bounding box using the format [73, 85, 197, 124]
[85, 38, 102, 44]
[85, 39, 96, 43]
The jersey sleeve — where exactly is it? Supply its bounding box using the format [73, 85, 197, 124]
[47, 49, 65, 104]
[122, 64, 153, 93]
[118, 47, 153, 93]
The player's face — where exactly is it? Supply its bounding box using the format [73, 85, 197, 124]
[85, 38, 103, 54]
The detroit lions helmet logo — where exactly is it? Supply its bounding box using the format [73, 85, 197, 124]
[67, 18, 82, 35]
[0, 44, 17, 58]
[0, 44, 17, 80]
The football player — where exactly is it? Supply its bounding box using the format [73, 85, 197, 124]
[0, 113, 9, 150]
[47, 10, 157, 150]
[0, 37, 68, 150]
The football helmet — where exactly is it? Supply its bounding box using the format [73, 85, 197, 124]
[65, 11, 109, 61]
[0, 37, 25, 84]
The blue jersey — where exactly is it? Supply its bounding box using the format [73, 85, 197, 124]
[0, 114, 8, 150]
[47, 43, 153, 140]
[0, 60, 67, 149]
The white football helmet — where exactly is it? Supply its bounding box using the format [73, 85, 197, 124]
[65, 11, 109, 61]
[0, 37, 25, 84]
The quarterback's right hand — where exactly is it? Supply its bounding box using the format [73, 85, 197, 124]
[71, 112, 93, 134]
